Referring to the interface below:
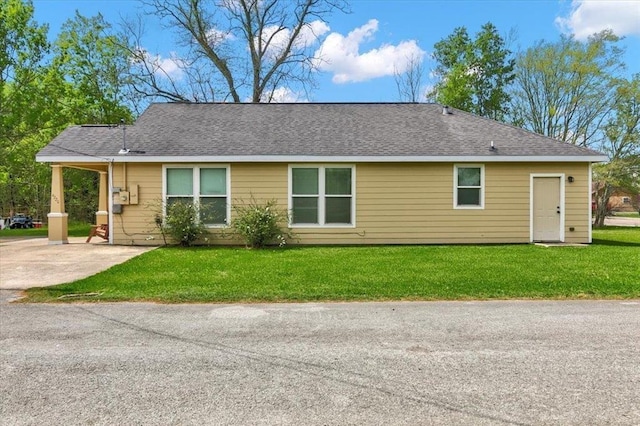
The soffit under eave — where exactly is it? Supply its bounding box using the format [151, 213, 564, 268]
[48, 162, 109, 172]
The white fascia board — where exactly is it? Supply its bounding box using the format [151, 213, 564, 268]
[37, 154, 610, 164]
[35, 155, 112, 163]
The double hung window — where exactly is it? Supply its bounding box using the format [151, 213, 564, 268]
[165, 166, 229, 225]
[454, 165, 484, 209]
[290, 166, 354, 226]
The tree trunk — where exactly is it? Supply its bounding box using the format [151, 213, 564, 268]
[593, 183, 613, 228]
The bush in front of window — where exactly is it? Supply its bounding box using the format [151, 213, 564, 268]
[230, 198, 291, 248]
[162, 200, 207, 247]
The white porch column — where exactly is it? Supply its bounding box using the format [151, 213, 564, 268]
[47, 165, 68, 244]
[96, 171, 109, 226]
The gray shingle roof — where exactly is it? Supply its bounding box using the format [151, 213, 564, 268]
[37, 103, 606, 162]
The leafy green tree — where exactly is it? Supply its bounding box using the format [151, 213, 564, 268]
[52, 12, 134, 124]
[0, 0, 49, 136]
[593, 75, 640, 226]
[510, 31, 625, 148]
[430, 22, 515, 120]
[0, 6, 134, 221]
[3, 131, 54, 221]
[49, 12, 136, 221]
[0, 0, 50, 216]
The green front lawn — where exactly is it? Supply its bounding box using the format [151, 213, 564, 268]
[613, 212, 640, 218]
[22, 227, 640, 303]
[0, 223, 92, 239]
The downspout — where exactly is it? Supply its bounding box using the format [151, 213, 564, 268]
[108, 160, 114, 245]
[588, 163, 593, 244]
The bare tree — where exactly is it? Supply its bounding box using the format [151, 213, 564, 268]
[510, 31, 625, 148]
[394, 54, 425, 103]
[124, 0, 348, 103]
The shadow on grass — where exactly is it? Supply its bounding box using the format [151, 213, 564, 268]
[591, 239, 640, 247]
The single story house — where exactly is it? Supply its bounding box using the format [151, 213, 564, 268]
[607, 188, 639, 213]
[36, 103, 607, 245]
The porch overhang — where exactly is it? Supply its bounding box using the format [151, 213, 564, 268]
[40, 162, 110, 245]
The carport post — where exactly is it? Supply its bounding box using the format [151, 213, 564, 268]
[47, 164, 68, 245]
[96, 171, 108, 226]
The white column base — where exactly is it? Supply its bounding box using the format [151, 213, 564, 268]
[47, 212, 69, 245]
[95, 211, 108, 226]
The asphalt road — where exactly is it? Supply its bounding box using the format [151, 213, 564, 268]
[1, 300, 639, 425]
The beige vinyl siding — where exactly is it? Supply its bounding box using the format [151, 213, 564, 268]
[294, 162, 590, 245]
[231, 163, 288, 202]
[226, 163, 289, 245]
[564, 165, 591, 243]
[309, 163, 508, 244]
[111, 163, 163, 245]
[110, 163, 289, 245]
[109, 161, 591, 245]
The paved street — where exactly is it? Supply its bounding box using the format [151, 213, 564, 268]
[604, 216, 640, 227]
[1, 300, 639, 425]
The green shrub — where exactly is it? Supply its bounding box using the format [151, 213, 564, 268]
[230, 198, 291, 248]
[161, 200, 207, 247]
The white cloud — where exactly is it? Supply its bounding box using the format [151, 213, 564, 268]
[206, 28, 235, 46]
[131, 47, 186, 80]
[556, 0, 640, 40]
[299, 20, 332, 47]
[156, 54, 186, 79]
[313, 19, 426, 84]
[260, 87, 308, 103]
[258, 20, 330, 60]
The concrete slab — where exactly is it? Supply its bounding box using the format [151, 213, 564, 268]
[0, 237, 155, 290]
[534, 242, 589, 247]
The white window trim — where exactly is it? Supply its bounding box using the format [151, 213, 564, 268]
[588, 164, 592, 243]
[453, 164, 485, 209]
[288, 165, 356, 228]
[162, 164, 231, 228]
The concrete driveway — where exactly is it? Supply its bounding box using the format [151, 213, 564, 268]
[1, 300, 638, 425]
[0, 237, 155, 290]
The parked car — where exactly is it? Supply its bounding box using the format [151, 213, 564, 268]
[8, 214, 34, 229]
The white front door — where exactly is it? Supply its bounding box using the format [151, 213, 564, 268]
[532, 177, 562, 242]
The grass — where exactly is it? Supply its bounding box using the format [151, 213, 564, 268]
[0, 223, 92, 239]
[613, 212, 640, 218]
[22, 227, 640, 303]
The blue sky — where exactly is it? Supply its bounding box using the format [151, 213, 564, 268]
[33, 0, 640, 102]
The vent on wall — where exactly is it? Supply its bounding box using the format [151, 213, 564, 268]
[119, 119, 129, 155]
